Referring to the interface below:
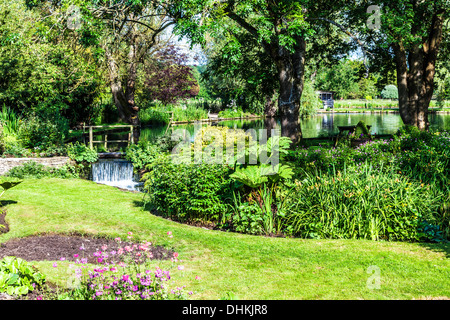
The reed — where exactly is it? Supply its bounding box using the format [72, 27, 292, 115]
[286, 163, 445, 241]
[0, 105, 21, 136]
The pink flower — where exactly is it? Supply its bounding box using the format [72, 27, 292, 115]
[60, 257, 66, 261]
[73, 254, 79, 258]
[195, 276, 201, 280]
[178, 265, 184, 270]
[115, 237, 121, 242]
[36, 296, 43, 300]
[101, 245, 108, 251]
[128, 232, 133, 235]
[173, 252, 179, 258]
[52, 263, 57, 268]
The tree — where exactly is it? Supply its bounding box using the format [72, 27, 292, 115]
[200, 24, 279, 116]
[0, 0, 103, 127]
[87, 0, 176, 141]
[167, 0, 359, 145]
[351, 1, 449, 130]
[380, 85, 398, 100]
[314, 59, 361, 99]
[144, 45, 199, 105]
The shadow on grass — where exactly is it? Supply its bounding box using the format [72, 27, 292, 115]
[418, 242, 450, 259]
[0, 200, 18, 207]
[132, 200, 154, 214]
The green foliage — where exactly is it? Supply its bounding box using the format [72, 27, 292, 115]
[227, 191, 264, 235]
[381, 85, 399, 100]
[18, 113, 69, 151]
[228, 135, 293, 235]
[218, 108, 254, 119]
[142, 156, 233, 224]
[300, 79, 321, 116]
[285, 164, 445, 241]
[139, 102, 209, 126]
[5, 161, 78, 179]
[0, 1, 104, 128]
[0, 105, 21, 137]
[315, 59, 363, 99]
[353, 120, 372, 139]
[67, 142, 98, 164]
[125, 140, 160, 172]
[0, 256, 46, 296]
[396, 127, 450, 191]
[290, 128, 450, 189]
[0, 122, 4, 155]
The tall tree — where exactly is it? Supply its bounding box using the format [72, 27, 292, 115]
[88, 1, 175, 141]
[1, 0, 103, 127]
[351, 1, 449, 130]
[167, 0, 361, 144]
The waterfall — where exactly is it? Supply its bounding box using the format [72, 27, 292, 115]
[91, 159, 141, 191]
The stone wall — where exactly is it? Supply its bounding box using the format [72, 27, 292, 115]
[0, 157, 72, 176]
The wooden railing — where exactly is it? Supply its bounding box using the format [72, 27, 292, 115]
[83, 124, 136, 150]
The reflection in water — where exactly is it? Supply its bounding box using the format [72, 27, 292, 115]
[140, 113, 450, 140]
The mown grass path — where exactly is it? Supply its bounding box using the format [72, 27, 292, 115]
[1, 178, 449, 299]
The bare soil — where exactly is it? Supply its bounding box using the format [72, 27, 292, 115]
[0, 208, 173, 300]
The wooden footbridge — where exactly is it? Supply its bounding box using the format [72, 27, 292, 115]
[82, 124, 136, 150]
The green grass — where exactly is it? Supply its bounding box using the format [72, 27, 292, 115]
[1, 178, 449, 299]
[331, 99, 450, 111]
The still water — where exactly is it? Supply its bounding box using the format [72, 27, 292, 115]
[140, 112, 450, 140]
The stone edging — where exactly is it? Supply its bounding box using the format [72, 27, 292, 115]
[0, 157, 72, 176]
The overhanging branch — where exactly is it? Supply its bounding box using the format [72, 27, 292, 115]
[307, 17, 374, 77]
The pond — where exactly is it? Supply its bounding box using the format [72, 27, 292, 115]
[140, 112, 450, 140]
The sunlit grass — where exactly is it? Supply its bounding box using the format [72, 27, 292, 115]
[1, 178, 449, 299]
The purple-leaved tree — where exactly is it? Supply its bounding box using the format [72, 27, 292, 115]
[144, 45, 199, 105]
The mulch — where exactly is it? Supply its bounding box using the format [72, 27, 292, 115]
[0, 234, 172, 263]
[0, 208, 174, 300]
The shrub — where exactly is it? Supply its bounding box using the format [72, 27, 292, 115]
[0, 256, 46, 296]
[5, 161, 78, 179]
[142, 156, 233, 224]
[395, 127, 450, 190]
[380, 85, 398, 99]
[285, 164, 445, 241]
[18, 114, 69, 151]
[67, 142, 98, 164]
[125, 141, 160, 172]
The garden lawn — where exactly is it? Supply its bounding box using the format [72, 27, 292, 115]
[1, 178, 449, 300]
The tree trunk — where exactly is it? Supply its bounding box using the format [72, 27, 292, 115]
[263, 89, 278, 137]
[392, 11, 444, 131]
[270, 37, 306, 145]
[105, 40, 141, 143]
[224, 7, 306, 145]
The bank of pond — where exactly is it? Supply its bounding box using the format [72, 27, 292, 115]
[2, 116, 450, 244]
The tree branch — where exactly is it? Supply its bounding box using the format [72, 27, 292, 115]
[307, 17, 374, 77]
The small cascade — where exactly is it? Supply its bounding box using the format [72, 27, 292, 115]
[91, 159, 141, 191]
